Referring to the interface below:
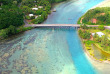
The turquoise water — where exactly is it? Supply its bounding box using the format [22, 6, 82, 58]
[43, 0, 103, 24]
[0, 0, 104, 74]
[67, 29, 95, 74]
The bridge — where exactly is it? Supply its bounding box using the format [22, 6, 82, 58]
[25, 24, 80, 27]
[25, 24, 110, 29]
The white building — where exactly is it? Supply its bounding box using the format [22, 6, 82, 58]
[92, 32, 105, 37]
[32, 8, 38, 10]
[35, 16, 38, 19]
[29, 14, 34, 17]
[38, 6, 43, 8]
[39, 15, 41, 17]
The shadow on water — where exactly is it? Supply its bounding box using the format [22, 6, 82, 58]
[92, 44, 110, 60]
[66, 27, 96, 74]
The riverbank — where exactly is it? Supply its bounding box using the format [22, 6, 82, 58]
[78, 25, 110, 64]
[78, 27, 110, 73]
[0, 26, 33, 40]
[92, 0, 110, 9]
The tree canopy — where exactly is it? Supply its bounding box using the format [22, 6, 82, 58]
[0, 5, 24, 29]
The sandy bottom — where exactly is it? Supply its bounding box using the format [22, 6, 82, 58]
[92, 0, 110, 8]
[85, 51, 110, 74]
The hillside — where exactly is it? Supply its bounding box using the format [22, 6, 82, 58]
[78, 7, 110, 25]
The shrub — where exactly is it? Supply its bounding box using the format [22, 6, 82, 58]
[30, 16, 35, 20]
[80, 24, 88, 29]
[8, 25, 17, 35]
[25, 15, 30, 20]
[98, 25, 105, 30]
[0, 25, 17, 39]
[78, 30, 91, 39]
[0, 29, 8, 39]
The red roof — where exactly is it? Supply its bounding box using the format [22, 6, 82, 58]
[92, 18, 97, 24]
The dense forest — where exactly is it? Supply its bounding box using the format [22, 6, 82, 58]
[78, 7, 110, 25]
[21, 0, 67, 24]
[0, 0, 67, 39]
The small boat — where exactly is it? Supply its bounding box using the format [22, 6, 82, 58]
[53, 9, 56, 12]
[68, 18, 72, 20]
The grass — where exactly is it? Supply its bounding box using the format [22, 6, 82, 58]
[79, 27, 110, 61]
[87, 28, 110, 53]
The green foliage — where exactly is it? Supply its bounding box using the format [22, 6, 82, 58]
[31, 11, 48, 24]
[0, 0, 22, 5]
[0, 26, 33, 40]
[85, 40, 95, 45]
[93, 33, 101, 42]
[80, 24, 88, 29]
[8, 25, 17, 35]
[30, 16, 35, 19]
[35, 9, 43, 15]
[20, 6, 31, 14]
[25, 15, 31, 20]
[22, 0, 37, 7]
[17, 26, 33, 33]
[98, 25, 105, 30]
[0, 25, 17, 39]
[105, 29, 110, 34]
[79, 7, 110, 25]
[101, 35, 110, 47]
[31, 16, 44, 24]
[78, 29, 91, 39]
[0, 5, 24, 30]
[0, 29, 8, 39]
[48, 0, 67, 3]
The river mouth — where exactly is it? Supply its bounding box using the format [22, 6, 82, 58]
[0, 0, 104, 74]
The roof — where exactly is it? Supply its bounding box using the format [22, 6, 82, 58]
[29, 14, 34, 17]
[38, 6, 43, 8]
[92, 18, 97, 24]
[92, 32, 105, 37]
[32, 8, 38, 10]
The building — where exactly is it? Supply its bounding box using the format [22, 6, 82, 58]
[92, 18, 97, 24]
[35, 16, 38, 19]
[92, 32, 105, 37]
[32, 8, 38, 10]
[38, 6, 43, 9]
[29, 14, 34, 17]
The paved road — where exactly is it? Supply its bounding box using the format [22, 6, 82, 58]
[24, 24, 110, 29]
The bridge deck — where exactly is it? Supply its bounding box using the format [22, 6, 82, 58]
[31, 24, 80, 27]
[25, 24, 110, 29]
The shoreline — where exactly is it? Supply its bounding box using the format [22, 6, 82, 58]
[77, 28, 110, 73]
[77, 27, 110, 64]
[77, 31, 104, 63]
[78, 0, 110, 64]
[91, 0, 110, 9]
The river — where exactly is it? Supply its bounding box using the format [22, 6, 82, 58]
[0, 0, 104, 74]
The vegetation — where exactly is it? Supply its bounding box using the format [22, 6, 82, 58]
[98, 25, 105, 30]
[20, 0, 67, 24]
[78, 7, 110, 25]
[0, 0, 22, 5]
[0, 5, 24, 30]
[0, 26, 33, 39]
[79, 29, 91, 39]
[0, 0, 67, 40]
[79, 25, 110, 61]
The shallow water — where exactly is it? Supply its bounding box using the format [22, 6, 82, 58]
[0, 0, 104, 74]
[43, 0, 103, 24]
[92, 44, 110, 60]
